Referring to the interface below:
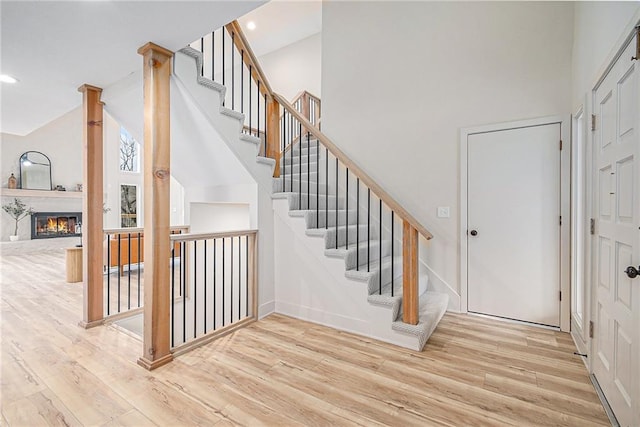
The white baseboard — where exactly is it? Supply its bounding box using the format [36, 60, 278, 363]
[258, 300, 275, 319]
[274, 300, 369, 335]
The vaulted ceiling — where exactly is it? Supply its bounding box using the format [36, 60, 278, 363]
[0, 1, 264, 136]
[0, 0, 322, 137]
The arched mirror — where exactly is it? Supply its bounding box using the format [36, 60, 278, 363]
[19, 151, 52, 190]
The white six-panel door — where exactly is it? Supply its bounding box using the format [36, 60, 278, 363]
[592, 35, 640, 427]
[467, 123, 561, 327]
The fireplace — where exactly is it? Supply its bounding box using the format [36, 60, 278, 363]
[31, 212, 82, 239]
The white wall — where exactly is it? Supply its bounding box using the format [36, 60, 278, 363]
[184, 183, 258, 230]
[190, 202, 250, 233]
[1, 108, 82, 190]
[321, 2, 575, 302]
[259, 32, 321, 101]
[571, 2, 640, 109]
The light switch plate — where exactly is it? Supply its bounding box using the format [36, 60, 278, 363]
[437, 206, 450, 218]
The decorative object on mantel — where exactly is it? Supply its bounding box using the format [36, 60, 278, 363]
[19, 151, 52, 190]
[76, 183, 83, 192]
[2, 197, 34, 241]
[54, 185, 66, 191]
[7, 173, 17, 189]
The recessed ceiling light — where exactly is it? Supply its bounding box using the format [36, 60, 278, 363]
[0, 74, 18, 84]
[247, 21, 256, 31]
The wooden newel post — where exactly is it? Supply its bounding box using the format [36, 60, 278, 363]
[78, 84, 104, 329]
[402, 221, 419, 325]
[137, 42, 174, 370]
[300, 92, 311, 123]
[266, 98, 281, 177]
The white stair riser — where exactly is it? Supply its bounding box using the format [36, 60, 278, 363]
[345, 240, 392, 270]
[280, 153, 319, 165]
[276, 180, 328, 195]
[323, 225, 378, 249]
[289, 194, 345, 211]
[283, 162, 319, 174]
[305, 210, 358, 228]
[366, 260, 404, 295]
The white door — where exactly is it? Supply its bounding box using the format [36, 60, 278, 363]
[468, 123, 561, 327]
[592, 36, 639, 427]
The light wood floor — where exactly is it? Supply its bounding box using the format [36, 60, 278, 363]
[1, 247, 610, 426]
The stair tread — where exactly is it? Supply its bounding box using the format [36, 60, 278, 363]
[344, 255, 400, 281]
[324, 238, 387, 258]
[391, 292, 449, 349]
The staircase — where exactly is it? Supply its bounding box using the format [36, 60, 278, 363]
[172, 22, 448, 351]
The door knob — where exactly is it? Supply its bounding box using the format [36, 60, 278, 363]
[469, 230, 478, 236]
[624, 266, 639, 279]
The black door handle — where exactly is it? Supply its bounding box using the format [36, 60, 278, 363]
[469, 230, 478, 237]
[625, 266, 639, 279]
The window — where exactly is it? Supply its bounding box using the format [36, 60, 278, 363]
[119, 127, 140, 172]
[120, 184, 138, 227]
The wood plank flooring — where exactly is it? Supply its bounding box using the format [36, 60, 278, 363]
[1, 244, 609, 426]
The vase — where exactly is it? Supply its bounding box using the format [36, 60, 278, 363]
[8, 173, 17, 189]
[9, 235, 19, 242]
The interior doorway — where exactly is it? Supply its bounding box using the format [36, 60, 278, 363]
[460, 116, 571, 331]
[590, 32, 639, 427]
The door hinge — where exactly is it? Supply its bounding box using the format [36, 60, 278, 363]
[559, 291, 562, 301]
[589, 321, 594, 338]
[559, 216, 562, 226]
[591, 114, 596, 131]
[590, 218, 595, 235]
[559, 140, 563, 150]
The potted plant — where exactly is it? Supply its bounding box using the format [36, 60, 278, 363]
[2, 198, 34, 241]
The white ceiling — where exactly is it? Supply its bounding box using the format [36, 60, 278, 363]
[0, 0, 322, 137]
[0, 1, 265, 136]
[239, 0, 322, 57]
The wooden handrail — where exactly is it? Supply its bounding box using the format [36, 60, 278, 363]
[171, 229, 258, 242]
[289, 90, 321, 126]
[104, 225, 189, 235]
[273, 92, 433, 240]
[225, 20, 273, 98]
[291, 90, 321, 106]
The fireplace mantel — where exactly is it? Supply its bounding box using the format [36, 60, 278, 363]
[1, 189, 83, 241]
[0, 188, 82, 199]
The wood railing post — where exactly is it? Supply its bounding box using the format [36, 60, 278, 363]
[137, 42, 174, 370]
[248, 232, 259, 318]
[266, 98, 280, 177]
[78, 84, 104, 329]
[300, 92, 311, 122]
[402, 220, 419, 325]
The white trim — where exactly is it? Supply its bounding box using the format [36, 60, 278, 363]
[459, 115, 571, 332]
[591, 14, 640, 93]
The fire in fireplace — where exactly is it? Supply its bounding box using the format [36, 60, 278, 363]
[31, 212, 82, 239]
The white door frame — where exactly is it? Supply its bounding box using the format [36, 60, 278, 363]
[571, 101, 593, 355]
[459, 115, 571, 332]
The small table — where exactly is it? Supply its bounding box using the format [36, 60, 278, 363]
[65, 247, 83, 283]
